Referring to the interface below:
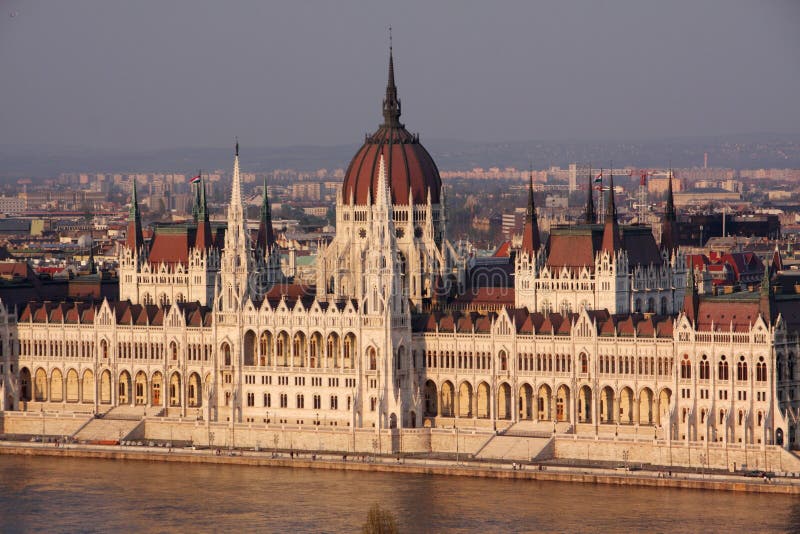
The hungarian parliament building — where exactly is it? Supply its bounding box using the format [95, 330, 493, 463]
[1, 50, 799, 452]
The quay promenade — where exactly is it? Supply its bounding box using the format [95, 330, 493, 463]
[2, 440, 800, 495]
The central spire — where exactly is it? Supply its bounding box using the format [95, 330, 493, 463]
[382, 31, 402, 128]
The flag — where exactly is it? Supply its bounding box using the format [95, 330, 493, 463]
[640, 172, 647, 186]
[594, 172, 603, 183]
[190, 174, 201, 184]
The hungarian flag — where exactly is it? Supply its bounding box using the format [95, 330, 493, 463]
[190, 174, 201, 184]
[594, 171, 603, 183]
[640, 172, 647, 186]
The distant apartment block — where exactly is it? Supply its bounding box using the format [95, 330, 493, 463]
[0, 196, 25, 214]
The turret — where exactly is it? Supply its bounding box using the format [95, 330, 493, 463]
[601, 173, 621, 254]
[683, 264, 699, 325]
[585, 169, 596, 224]
[520, 171, 541, 255]
[661, 171, 679, 252]
[759, 263, 773, 325]
[126, 177, 144, 252]
[256, 175, 276, 255]
[195, 173, 212, 251]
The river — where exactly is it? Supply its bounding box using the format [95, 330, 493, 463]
[0, 455, 797, 532]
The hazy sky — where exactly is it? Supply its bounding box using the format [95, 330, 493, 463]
[1, 1, 798, 150]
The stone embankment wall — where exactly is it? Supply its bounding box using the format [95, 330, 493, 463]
[0, 412, 91, 437]
[554, 436, 800, 473]
[142, 419, 491, 456]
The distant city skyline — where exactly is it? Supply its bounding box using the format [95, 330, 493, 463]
[1, 1, 799, 151]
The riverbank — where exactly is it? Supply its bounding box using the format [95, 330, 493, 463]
[2, 441, 799, 495]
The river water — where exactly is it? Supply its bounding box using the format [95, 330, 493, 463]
[0, 455, 797, 533]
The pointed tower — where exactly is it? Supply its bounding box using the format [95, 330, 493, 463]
[219, 139, 254, 309]
[660, 171, 679, 252]
[585, 169, 596, 224]
[126, 177, 144, 252]
[683, 264, 699, 325]
[601, 174, 621, 254]
[771, 244, 783, 275]
[194, 174, 212, 251]
[191, 179, 201, 222]
[256, 175, 276, 255]
[520, 171, 541, 255]
[759, 262, 774, 324]
[382, 41, 402, 129]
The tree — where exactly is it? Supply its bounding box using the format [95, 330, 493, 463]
[362, 503, 399, 534]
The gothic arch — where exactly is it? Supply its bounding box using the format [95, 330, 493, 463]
[578, 385, 592, 423]
[619, 387, 634, 424]
[65, 368, 79, 403]
[440, 380, 455, 417]
[169, 372, 181, 407]
[424, 380, 438, 417]
[134, 371, 148, 405]
[458, 381, 473, 418]
[519, 383, 534, 420]
[19, 367, 31, 402]
[498, 382, 512, 420]
[188, 373, 202, 408]
[118, 370, 132, 405]
[638, 387, 654, 425]
[537, 384, 552, 421]
[476, 381, 491, 419]
[556, 384, 570, 422]
[50, 368, 64, 402]
[151, 371, 163, 406]
[243, 330, 257, 367]
[99, 369, 112, 404]
[81, 370, 94, 404]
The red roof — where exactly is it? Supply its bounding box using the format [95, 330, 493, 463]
[342, 125, 441, 206]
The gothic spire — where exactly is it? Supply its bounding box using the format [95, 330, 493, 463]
[382, 35, 402, 128]
[195, 174, 212, 250]
[683, 265, 699, 324]
[759, 261, 773, 324]
[661, 170, 679, 252]
[521, 170, 541, 255]
[256, 175, 276, 253]
[585, 167, 596, 224]
[191, 173, 201, 222]
[601, 172, 621, 254]
[665, 170, 676, 221]
[126, 177, 144, 251]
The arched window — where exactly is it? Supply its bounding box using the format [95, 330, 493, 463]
[222, 343, 231, 366]
[580, 353, 588, 374]
[718, 356, 729, 381]
[789, 354, 796, 381]
[368, 347, 377, 371]
[499, 351, 508, 371]
[736, 356, 748, 381]
[170, 341, 178, 361]
[699, 355, 710, 380]
[756, 357, 767, 382]
[680, 355, 691, 379]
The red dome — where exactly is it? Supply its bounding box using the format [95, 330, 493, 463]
[341, 48, 442, 206]
[342, 126, 441, 205]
